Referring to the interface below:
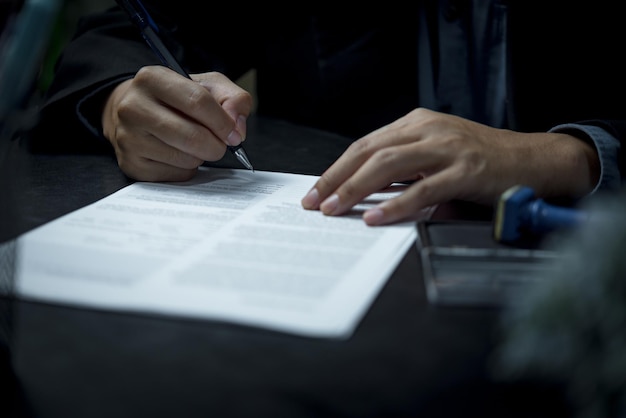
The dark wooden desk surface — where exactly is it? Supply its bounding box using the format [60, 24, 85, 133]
[0, 116, 568, 418]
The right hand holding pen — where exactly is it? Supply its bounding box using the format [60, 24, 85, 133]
[102, 66, 253, 181]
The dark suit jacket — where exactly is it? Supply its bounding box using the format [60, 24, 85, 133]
[33, 2, 626, 174]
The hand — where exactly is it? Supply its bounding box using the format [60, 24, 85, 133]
[301, 108, 600, 225]
[102, 66, 253, 181]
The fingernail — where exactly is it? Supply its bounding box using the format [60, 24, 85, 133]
[301, 188, 319, 209]
[227, 128, 243, 146]
[363, 207, 384, 225]
[320, 194, 339, 215]
[236, 115, 247, 141]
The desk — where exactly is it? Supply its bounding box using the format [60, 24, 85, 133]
[0, 116, 568, 418]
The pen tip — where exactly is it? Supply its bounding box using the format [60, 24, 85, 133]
[232, 146, 254, 171]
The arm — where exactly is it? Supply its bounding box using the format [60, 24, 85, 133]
[301, 108, 622, 226]
[31, 3, 256, 181]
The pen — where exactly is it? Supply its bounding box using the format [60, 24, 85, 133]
[114, 0, 254, 171]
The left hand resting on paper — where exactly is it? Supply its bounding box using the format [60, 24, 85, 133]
[301, 108, 600, 225]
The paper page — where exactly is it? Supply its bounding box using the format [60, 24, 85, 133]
[14, 167, 427, 338]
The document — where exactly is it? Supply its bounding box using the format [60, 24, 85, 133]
[14, 168, 427, 338]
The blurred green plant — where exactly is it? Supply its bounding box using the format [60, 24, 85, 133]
[491, 188, 626, 418]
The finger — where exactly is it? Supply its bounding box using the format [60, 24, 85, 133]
[301, 135, 385, 210]
[113, 130, 200, 182]
[318, 142, 430, 216]
[363, 169, 459, 225]
[149, 107, 229, 162]
[192, 72, 253, 142]
[362, 159, 490, 226]
[117, 86, 228, 163]
[116, 127, 204, 167]
[137, 67, 243, 149]
[113, 121, 204, 181]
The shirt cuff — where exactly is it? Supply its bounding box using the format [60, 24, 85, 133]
[549, 123, 621, 195]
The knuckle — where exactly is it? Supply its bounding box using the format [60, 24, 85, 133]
[340, 180, 360, 200]
[233, 90, 254, 108]
[133, 66, 153, 83]
[115, 96, 138, 121]
[345, 136, 377, 158]
[413, 180, 437, 202]
[179, 126, 204, 150]
[371, 147, 401, 166]
[315, 172, 339, 195]
[185, 84, 206, 109]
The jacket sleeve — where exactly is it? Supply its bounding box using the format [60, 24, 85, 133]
[589, 120, 626, 185]
[550, 121, 624, 193]
[29, 2, 255, 152]
[30, 6, 160, 152]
